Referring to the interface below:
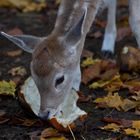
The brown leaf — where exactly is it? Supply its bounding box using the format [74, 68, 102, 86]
[40, 128, 67, 140]
[102, 117, 132, 128]
[6, 49, 23, 57]
[82, 62, 100, 84]
[7, 27, 23, 35]
[8, 66, 27, 76]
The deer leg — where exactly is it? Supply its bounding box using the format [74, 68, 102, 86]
[129, 0, 140, 49]
[101, 0, 117, 57]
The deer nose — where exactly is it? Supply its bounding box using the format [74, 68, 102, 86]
[38, 111, 50, 120]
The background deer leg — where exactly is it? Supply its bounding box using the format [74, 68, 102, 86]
[101, 0, 117, 58]
[129, 0, 140, 49]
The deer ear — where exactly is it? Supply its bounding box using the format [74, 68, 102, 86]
[64, 10, 86, 47]
[0, 32, 43, 53]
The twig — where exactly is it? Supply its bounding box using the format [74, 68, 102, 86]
[68, 125, 76, 140]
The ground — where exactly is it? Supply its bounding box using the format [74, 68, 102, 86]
[0, 2, 140, 140]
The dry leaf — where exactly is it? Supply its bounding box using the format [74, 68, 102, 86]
[102, 117, 132, 128]
[89, 74, 123, 90]
[81, 57, 99, 67]
[124, 128, 140, 138]
[40, 128, 67, 140]
[82, 62, 101, 84]
[94, 92, 123, 110]
[100, 123, 121, 132]
[6, 50, 23, 57]
[0, 0, 46, 12]
[8, 66, 27, 76]
[7, 27, 23, 35]
[120, 99, 139, 112]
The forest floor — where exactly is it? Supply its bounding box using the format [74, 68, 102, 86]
[0, 2, 140, 140]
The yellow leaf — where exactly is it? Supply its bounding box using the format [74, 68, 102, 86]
[94, 93, 123, 111]
[89, 74, 123, 90]
[132, 121, 140, 130]
[124, 128, 140, 138]
[121, 99, 139, 112]
[0, 0, 46, 12]
[100, 123, 122, 132]
[0, 81, 16, 97]
[81, 57, 100, 67]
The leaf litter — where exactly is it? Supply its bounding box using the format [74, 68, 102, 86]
[80, 46, 140, 138]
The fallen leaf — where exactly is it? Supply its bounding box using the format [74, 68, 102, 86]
[132, 121, 140, 130]
[6, 49, 23, 57]
[94, 92, 123, 111]
[0, 81, 16, 96]
[124, 128, 140, 138]
[40, 128, 67, 140]
[0, 0, 46, 12]
[100, 123, 121, 132]
[102, 117, 132, 128]
[81, 57, 99, 67]
[7, 27, 23, 35]
[120, 99, 139, 112]
[89, 74, 123, 90]
[8, 66, 27, 76]
[82, 62, 101, 84]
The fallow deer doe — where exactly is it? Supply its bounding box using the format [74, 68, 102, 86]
[1, 0, 140, 119]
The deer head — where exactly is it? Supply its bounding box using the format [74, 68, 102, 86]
[0, 11, 86, 119]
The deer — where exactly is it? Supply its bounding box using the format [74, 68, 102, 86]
[1, 0, 140, 119]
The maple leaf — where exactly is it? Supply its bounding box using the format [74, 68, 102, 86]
[0, 81, 16, 97]
[124, 128, 140, 138]
[94, 92, 123, 111]
[100, 123, 122, 132]
[89, 74, 123, 91]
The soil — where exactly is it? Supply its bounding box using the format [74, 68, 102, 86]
[0, 3, 140, 140]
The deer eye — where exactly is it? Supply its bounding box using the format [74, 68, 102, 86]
[55, 75, 64, 88]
